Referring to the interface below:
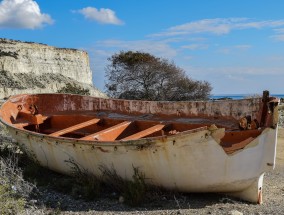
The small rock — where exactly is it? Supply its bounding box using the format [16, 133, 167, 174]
[111, 192, 117, 196]
[229, 210, 243, 215]
[119, 196, 124, 203]
[29, 199, 38, 204]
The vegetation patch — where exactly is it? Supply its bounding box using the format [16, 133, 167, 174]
[14, 73, 46, 89]
[57, 83, 90, 95]
[100, 165, 147, 206]
[0, 50, 18, 59]
[0, 184, 26, 215]
[0, 70, 25, 89]
[0, 142, 35, 214]
[65, 159, 101, 200]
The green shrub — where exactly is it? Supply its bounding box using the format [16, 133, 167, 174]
[0, 153, 34, 214]
[57, 83, 90, 95]
[0, 50, 18, 59]
[123, 167, 147, 206]
[0, 184, 26, 215]
[65, 159, 101, 200]
[100, 165, 147, 206]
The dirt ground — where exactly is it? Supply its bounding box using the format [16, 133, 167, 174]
[276, 128, 284, 168]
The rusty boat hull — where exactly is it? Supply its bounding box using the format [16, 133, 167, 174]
[0, 93, 279, 203]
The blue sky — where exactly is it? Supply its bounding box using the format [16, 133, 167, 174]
[1, 0, 284, 95]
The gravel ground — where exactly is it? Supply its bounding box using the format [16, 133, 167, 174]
[1, 104, 284, 215]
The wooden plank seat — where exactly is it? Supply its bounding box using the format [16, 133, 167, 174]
[13, 122, 30, 128]
[122, 124, 166, 141]
[49, 118, 100, 137]
[223, 137, 255, 154]
[80, 121, 132, 141]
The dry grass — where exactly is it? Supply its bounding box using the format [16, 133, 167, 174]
[0, 146, 35, 214]
[100, 165, 147, 206]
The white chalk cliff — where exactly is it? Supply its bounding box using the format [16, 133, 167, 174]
[0, 38, 106, 99]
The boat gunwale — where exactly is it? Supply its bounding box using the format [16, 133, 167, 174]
[0, 93, 276, 151]
[2, 93, 264, 109]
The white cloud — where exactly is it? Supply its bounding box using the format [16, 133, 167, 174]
[183, 55, 194, 60]
[78, 7, 123, 25]
[226, 74, 246, 81]
[204, 66, 283, 76]
[267, 55, 284, 62]
[216, 48, 231, 54]
[181, 44, 208, 50]
[96, 39, 177, 58]
[151, 18, 284, 37]
[271, 28, 284, 41]
[0, 0, 53, 29]
[273, 28, 284, 34]
[216, 44, 251, 54]
[190, 66, 284, 94]
[234, 45, 252, 50]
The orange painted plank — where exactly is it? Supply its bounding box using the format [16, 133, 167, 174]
[14, 123, 30, 128]
[49, 118, 100, 137]
[80, 121, 132, 141]
[224, 137, 255, 154]
[122, 124, 165, 141]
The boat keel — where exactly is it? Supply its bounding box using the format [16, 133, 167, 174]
[227, 173, 264, 204]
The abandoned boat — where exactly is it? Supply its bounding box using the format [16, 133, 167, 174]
[0, 92, 279, 203]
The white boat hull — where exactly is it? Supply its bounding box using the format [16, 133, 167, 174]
[7, 124, 277, 203]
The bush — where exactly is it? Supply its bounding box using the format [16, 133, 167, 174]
[57, 83, 90, 95]
[100, 165, 147, 206]
[65, 159, 101, 200]
[0, 149, 35, 214]
[0, 184, 26, 215]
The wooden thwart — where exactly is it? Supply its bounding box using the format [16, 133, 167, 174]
[122, 124, 165, 141]
[49, 118, 100, 137]
[14, 122, 30, 128]
[223, 137, 255, 154]
[80, 121, 132, 141]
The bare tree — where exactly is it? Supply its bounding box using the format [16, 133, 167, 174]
[105, 51, 212, 101]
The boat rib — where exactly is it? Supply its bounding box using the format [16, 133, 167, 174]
[49, 118, 100, 137]
[80, 121, 132, 141]
[122, 124, 166, 141]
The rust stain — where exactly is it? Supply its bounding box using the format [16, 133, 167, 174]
[96, 147, 109, 153]
[49, 118, 100, 137]
[258, 188, 262, 204]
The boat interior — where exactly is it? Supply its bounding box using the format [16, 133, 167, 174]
[1, 91, 278, 155]
[10, 108, 264, 154]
